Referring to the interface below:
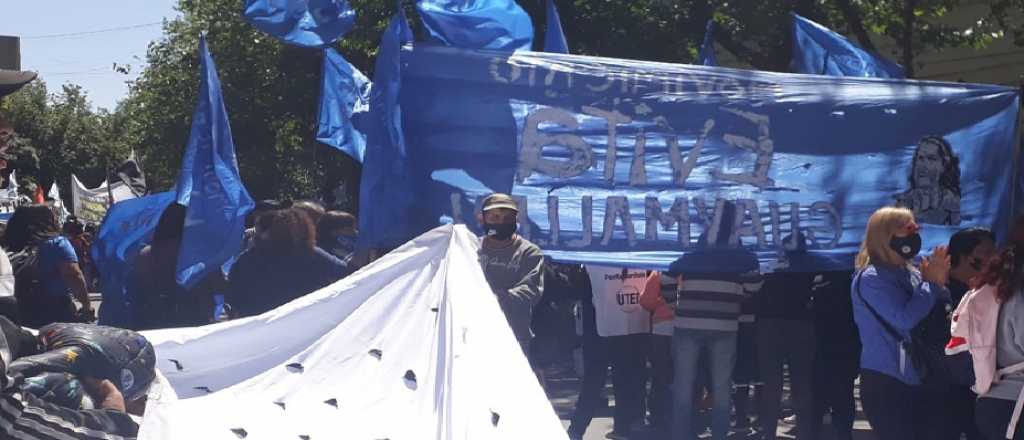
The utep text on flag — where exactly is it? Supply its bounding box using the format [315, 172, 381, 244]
[359, 45, 1019, 271]
[174, 36, 255, 289]
[543, 0, 567, 54]
[244, 0, 356, 47]
[316, 48, 371, 162]
[417, 0, 534, 51]
[92, 192, 175, 327]
[791, 13, 904, 78]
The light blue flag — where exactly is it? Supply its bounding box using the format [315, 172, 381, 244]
[543, 0, 568, 54]
[316, 48, 372, 162]
[791, 13, 904, 78]
[698, 19, 717, 66]
[174, 35, 255, 289]
[417, 0, 534, 51]
[91, 192, 175, 327]
[244, 0, 356, 48]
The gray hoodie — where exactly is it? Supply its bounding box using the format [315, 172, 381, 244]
[478, 236, 545, 345]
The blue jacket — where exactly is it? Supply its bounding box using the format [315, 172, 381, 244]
[851, 264, 948, 385]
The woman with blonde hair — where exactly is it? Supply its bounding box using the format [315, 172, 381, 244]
[852, 206, 950, 440]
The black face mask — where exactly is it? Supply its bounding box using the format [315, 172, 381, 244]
[889, 233, 922, 260]
[484, 223, 517, 240]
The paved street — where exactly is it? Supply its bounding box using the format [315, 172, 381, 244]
[544, 363, 876, 440]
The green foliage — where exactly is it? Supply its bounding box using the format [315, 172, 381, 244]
[2, 0, 1021, 208]
[117, 0, 383, 206]
[0, 80, 120, 197]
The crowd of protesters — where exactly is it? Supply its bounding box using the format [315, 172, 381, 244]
[477, 193, 1024, 440]
[0, 198, 366, 439]
[0, 191, 1020, 439]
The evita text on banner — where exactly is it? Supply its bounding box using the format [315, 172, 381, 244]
[358, 46, 1021, 270]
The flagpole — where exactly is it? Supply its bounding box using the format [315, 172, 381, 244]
[106, 156, 114, 209]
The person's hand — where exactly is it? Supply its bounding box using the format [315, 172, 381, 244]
[921, 246, 951, 286]
[76, 306, 96, 323]
[80, 377, 126, 412]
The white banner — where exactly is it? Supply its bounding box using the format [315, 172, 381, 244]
[71, 174, 135, 223]
[138, 225, 567, 440]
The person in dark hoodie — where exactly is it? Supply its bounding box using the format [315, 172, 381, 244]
[565, 264, 612, 440]
[756, 232, 818, 440]
[916, 227, 993, 440]
[811, 268, 859, 440]
[227, 207, 351, 318]
[127, 203, 223, 330]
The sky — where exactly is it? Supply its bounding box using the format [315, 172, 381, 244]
[0, 1, 180, 111]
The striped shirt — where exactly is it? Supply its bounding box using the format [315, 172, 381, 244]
[668, 247, 763, 332]
[0, 322, 138, 439]
[0, 390, 139, 439]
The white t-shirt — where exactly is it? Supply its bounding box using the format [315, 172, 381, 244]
[586, 265, 650, 337]
[0, 248, 13, 297]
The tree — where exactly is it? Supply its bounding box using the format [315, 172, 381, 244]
[118, 0, 1021, 209]
[0, 79, 120, 198]
[519, 1, 1021, 76]
[118, 0, 400, 207]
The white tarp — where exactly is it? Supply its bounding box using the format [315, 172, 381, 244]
[138, 225, 568, 440]
[71, 174, 135, 223]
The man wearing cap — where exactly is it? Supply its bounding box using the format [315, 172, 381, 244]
[477, 193, 545, 356]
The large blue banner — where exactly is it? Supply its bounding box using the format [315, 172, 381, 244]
[359, 45, 1020, 270]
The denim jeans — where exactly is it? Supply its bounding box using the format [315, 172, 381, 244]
[672, 328, 737, 440]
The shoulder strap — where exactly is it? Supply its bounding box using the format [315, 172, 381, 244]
[855, 270, 908, 342]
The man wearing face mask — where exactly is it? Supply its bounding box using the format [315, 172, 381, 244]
[477, 193, 545, 356]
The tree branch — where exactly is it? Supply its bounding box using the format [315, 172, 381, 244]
[902, 0, 917, 77]
[834, 0, 879, 52]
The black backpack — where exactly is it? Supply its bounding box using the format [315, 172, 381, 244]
[8, 245, 42, 301]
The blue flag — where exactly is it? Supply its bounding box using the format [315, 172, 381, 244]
[244, 0, 356, 48]
[356, 6, 417, 248]
[174, 36, 255, 289]
[543, 0, 568, 54]
[698, 20, 717, 66]
[791, 13, 904, 78]
[316, 48, 372, 162]
[91, 192, 175, 327]
[417, 0, 534, 52]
